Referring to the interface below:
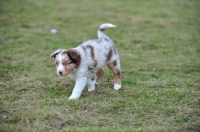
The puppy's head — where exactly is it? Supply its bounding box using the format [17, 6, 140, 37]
[50, 49, 81, 76]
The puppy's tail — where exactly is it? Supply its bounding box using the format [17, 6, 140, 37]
[98, 23, 116, 39]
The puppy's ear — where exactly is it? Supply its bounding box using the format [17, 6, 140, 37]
[50, 49, 65, 59]
[65, 49, 81, 67]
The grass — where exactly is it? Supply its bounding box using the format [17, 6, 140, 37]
[0, 0, 200, 131]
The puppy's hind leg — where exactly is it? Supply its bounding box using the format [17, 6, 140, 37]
[107, 60, 122, 90]
[87, 77, 95, 92]
[93, 69, 104, 86]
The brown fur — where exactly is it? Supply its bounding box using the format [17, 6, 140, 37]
[63, 63, 76, 74]
[51, 52, 60, 59]
[66, 49, 81, 67]
[107, 63, 121, 85]
[86, 45, 94, 59]
[113, 60, 117, 66]
[106, 47, 113, 61]
[95, 69, 104, 85]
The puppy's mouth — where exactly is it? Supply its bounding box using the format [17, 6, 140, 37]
[57, 72, 69, 76]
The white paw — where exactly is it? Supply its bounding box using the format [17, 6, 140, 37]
[114, 84, 121, 90]
[88, 86, 95, 92]
[88, 82, 95, 92]
[68, 96, 79, 100]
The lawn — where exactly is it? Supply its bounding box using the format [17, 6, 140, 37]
[0, 0, 200, 131]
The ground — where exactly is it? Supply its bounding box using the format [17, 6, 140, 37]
[0, 0, 200, 131]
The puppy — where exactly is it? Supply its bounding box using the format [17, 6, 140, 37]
[50, 23, 122, 100]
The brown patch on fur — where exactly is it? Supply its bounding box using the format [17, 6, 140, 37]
[66, 49, 81, 68]
[51, 52, 60, 59]
[106, 47, 113, 61]
[95, 69, 104, 85]
[113, 60, 117, 66]
[99, 29, 105, 32]
[107, 63, 121, 85]
[117, 70, 121, 77]
[88, 66, 93, 71]
[81, 45, 95, 59]
[87, 45, 94, 59]
[64, 63, 76, 74]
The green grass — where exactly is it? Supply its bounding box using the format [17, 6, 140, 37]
[0, 0, 200, 131]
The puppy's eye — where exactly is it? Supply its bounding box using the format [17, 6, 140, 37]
[55, 62, 58, 66]
[64, 62, 70, 66]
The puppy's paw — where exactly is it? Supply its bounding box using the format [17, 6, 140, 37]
[88, 83, 95, 92]
[68, 96, 79, 100]
[88, 86, 95, 92]
[114, 84, 121, 90]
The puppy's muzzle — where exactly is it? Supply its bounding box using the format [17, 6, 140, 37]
[58, 70, 63, 75]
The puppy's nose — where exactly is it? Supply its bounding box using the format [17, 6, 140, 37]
[58, 70, 63, 75]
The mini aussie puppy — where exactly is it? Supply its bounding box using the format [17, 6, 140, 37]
[50, 23, 121, 100]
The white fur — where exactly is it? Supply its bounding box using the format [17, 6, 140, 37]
[114, 84, 121, 90]
[99, 23, 116, 29]
[56, 54, 64, 75]
[68, 77, 87, 100]
[98, 23, 116, 39]
[87, 78, 95, 92]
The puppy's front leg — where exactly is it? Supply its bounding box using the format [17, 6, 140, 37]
[68, 77, 87, 100]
